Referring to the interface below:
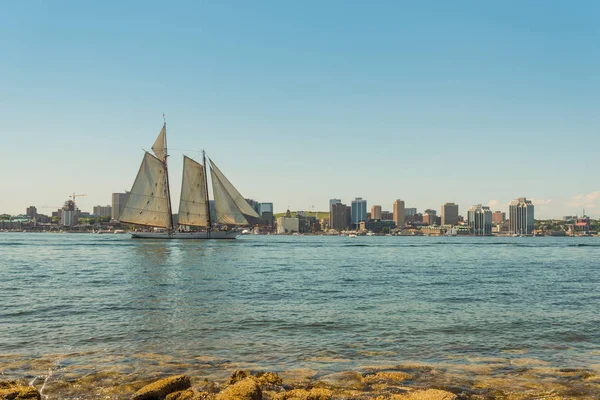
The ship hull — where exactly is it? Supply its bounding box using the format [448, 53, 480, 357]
[131, 231, 239, 239]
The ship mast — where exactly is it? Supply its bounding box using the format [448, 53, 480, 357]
[163, 120, 175, 233]
[203, 150, 212, 232]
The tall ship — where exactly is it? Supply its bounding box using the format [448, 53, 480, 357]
[119, 123, 262, 239]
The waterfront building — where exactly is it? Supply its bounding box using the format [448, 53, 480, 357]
[492, 211, 506, 224]
[361, 219, 396, 233]
[330, 202, 348, 231]
[329, 198, 341, 207]
[406, 212, 423, 224]
[467, 204, 492, 235]
[351, 198, 367, 229]
[404, 208, 417, 217]
[60, 199, 81, 227]
[93, 205, 112, 217]
[371, 205, 382, 220]
[26, 206, 37, 219]
[423, 209, 437, 225]
[441, 203, 459, 226]
[381, 211, 393, 220]
[509, 197, 534, 235]
[393, 199, 405, 227]
[111, 192, 129, 220]
[276, 216, 299, 234]
[258, 202, 274, 226]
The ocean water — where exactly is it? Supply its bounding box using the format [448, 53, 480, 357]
[1, 233, 599, 396]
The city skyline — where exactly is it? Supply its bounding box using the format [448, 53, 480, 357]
[2, 2, 599, 218]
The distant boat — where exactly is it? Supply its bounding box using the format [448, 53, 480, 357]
[348, 233, 358, 238]
[120, 123, 262, 239]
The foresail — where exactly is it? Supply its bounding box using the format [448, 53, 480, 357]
[152, 124, 167, 162]
[177, 156, 209, 227]
[210, 164, 248, 225]
[119, 152, 171, 229]
[209, 159, 261, 224]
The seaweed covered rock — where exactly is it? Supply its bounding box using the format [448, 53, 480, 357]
[131, 375, 192, 400]
[275, 388, 332, 400]
[393, 389, 456, 400]
[0, 381, 41, 400]
[165, 389, 210, 400]
[216, 377, 262, 400]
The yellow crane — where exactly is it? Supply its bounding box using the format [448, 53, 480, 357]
[70, 193, 87, 202]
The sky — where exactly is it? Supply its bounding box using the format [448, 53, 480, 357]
[1, 1, 599, 219]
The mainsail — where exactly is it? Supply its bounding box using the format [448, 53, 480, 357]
[209, 158, 261, 226]
[177, 156, 209, 227]
[119, 152, 172, 229]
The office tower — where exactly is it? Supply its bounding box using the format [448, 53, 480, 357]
[330, 202, 348, 231]
[423, 209, 437, 225]
[26, 206, 37, 219]
[509, 197, 534, 235]
[111, 192, 130, 220]
[329, 198, 341, 207]
[258, 202, 274, 226]
[404, 208, 417, 217]
[351, 198, 367, 228]
[467, 204, 492, 235]
[492, 211, 506, 224]
[393, 199, 405, 227]
[371, 205, 382, 220]
[441, 203, 459, 226]
[61, 199, 81, 227]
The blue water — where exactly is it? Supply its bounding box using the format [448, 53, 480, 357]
[1, 233, 599, 377]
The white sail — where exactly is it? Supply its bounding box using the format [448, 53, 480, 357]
[152, 124, 167, 162]
[119, 152, 171, 229]
[210, 159, 260, 225]
[177, 156, 209, 227]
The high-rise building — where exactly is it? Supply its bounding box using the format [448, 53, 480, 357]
[245, 198, 261, 214]
[404, 208, 417, 217]
[492, 211, 506, 224]
[509, 197, 534, 235]
[330, 202, 348, 231]
[258, 202, 274, 227]
[393, 199, 405, 227]
[61, 199, 81, 227]
[329, 199, 341, 207]
[111, 192, 130, 220]
[93, 205, 112, 217]
[467, 204, 492, 235]
[441, 203, 459, 226]
[423, 209, 437, 225]
[370, 205, 382, 220]
[26, 206, 37, 219]
[351, 198, 367, 228]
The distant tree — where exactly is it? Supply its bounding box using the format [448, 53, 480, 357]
[51, 216, 60, 223]
[381, 227, 390, 234]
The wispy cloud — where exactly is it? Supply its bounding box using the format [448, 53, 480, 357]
[488, 200, 499, 209]
[565, 191, 600, 210]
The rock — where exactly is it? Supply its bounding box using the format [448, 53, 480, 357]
[165, 389, 210, 400]
[0, 381, 41, 400]
[255, 372, 283, 387]
[227, 371, 250, 385]
[362, 371, 410, 384]
[131, 375, 191, 400]
[216, 377, 262, 400]
[276, 388, 332, 400]
[393, 389, 457, 400]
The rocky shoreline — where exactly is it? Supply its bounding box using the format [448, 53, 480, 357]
[2, 362, 599, 400]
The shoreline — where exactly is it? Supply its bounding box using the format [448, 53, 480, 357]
[2, 354, 599, 399]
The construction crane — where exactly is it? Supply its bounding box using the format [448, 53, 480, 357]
[70, 193, 87, 202]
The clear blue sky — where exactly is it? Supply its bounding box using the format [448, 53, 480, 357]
[1, 1, 599, 218]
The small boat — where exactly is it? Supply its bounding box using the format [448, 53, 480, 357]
[348, 233, 358, 238]
[119, 122, 262, 239]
